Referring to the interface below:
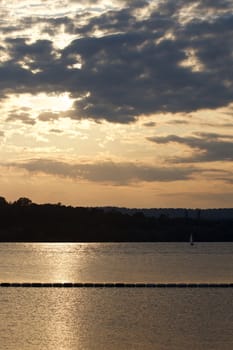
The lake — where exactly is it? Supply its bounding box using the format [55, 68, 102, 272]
[0, 243, 232, 349]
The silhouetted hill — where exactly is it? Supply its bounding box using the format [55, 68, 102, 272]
[102, 207, 233, 220]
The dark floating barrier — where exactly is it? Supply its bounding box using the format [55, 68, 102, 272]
[0, 282, 233, 288]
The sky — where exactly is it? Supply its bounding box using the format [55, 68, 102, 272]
[0, 0, 232, 208]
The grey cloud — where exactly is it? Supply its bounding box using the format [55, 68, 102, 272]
[38, 112, 61, 122]
[222, 123, 233, 127]
[200, 122, 233, 128]
[194, 192, 233, 206]
[214, 176, 233, 185]
[196, 0, 232, 10]
[148, 132, 233, 162]
[63, 32, 212, 122]
[1, 26, 20, 34]
[0, 131, 4, 137]
[68, 0, 101, 3]
[0, 0, 233, 123]
[143, 121, 157, 127]
[20, 15, 75, 36]
[49, 129, 63, 133]
[163, 190, 233, 207]
[167, 119, 189, 125]
[69, 0, 147, 4]
[6, 112, 36, 125]
[0, 63, 34, 92]
[158, 0, 232, 16]
[181, 15, 233, 79]
[6, 158, 199, 185]
[5, 38, 57, 70]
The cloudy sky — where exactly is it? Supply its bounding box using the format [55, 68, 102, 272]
[0, 0, 232, 208]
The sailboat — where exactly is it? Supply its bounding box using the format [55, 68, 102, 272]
[190, 233, 194, 246]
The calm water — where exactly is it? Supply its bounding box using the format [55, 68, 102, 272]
[0, 243, 233, 349]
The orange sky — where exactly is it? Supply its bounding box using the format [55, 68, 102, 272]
[0, 0, 232, 208]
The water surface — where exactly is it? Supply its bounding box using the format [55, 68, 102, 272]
[0, 243, 232, 349]
[0, 242, 233, 283]
[0, 288, 232, 350]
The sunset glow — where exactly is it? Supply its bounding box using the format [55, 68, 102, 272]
[0, 0, 232, 208]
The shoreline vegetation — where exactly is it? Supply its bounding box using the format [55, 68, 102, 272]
[0, 197, 232, 242]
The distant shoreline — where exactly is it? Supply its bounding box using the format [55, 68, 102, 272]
[0, 199, 232, 242]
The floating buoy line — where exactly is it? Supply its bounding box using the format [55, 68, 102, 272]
[0, 282, 232, 288]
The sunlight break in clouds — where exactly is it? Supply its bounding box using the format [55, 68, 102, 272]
[0, 0, 232, 207]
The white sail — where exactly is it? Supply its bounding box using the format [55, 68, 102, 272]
[190, 233, 194, 245]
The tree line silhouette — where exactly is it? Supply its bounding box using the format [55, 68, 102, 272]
[0, 196, 232, 242]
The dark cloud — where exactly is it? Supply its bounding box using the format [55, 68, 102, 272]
[38, 112, 61, 122]
[0, 26, 20, 34]
[158, 0, 232, 16]
[0, 131, 4, 137]
[143, 121, 157, 127]
[6, 112, 36, 125]
[5, 38, 57, 70]
[167, 119, 189, 125]
[222, 123, 233, 127]
[69, 0, 147, 4]
[6, 158, 199, 185]
[196, 0, 232, 10]
[213, 176, 233, 185]
[49, 129, 63, 133]
[200, 121, 233, 128]
[0, 0, 233, 123]
[20, 15, 76, 36]
[0, 63, 34, 92]
[148, 132, 233, 162]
